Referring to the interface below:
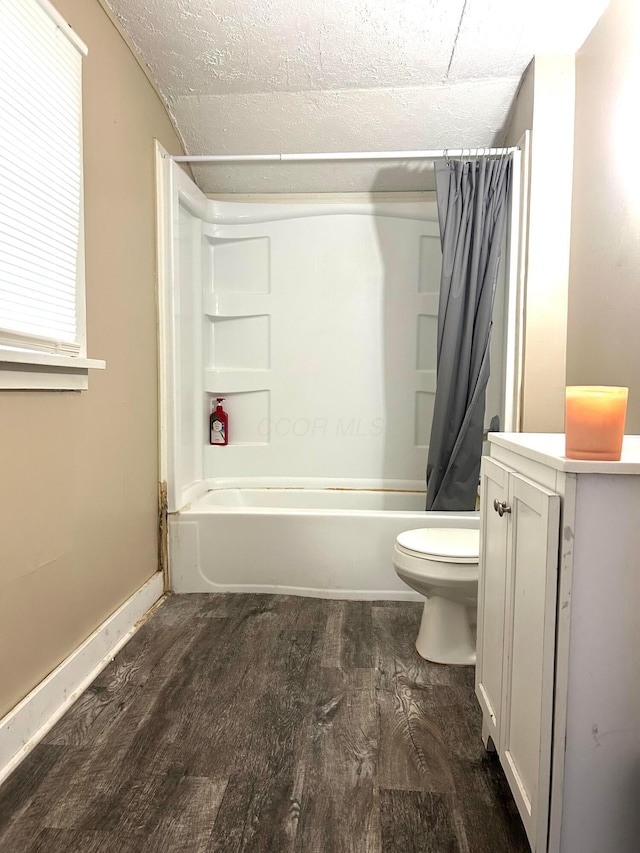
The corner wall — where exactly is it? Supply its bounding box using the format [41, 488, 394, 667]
[506, 56, 576, 432]
[567, 0, 640, 431]
[0, 0, 183, 718]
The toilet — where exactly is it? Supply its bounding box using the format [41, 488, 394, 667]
[393, 527, 480, 665]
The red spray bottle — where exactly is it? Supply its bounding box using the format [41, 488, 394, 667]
[209, 398, 229, 445]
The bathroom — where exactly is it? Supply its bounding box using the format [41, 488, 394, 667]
[1, 0, 639, 851]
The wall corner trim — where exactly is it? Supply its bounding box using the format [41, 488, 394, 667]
[0, 573, 164, 788]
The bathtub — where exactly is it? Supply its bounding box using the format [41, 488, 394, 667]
[169, 484, 479, 599]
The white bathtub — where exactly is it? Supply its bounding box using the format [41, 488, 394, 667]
[169, 485, 479, 599]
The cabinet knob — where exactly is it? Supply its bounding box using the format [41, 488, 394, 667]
[493, 498, 512, 517]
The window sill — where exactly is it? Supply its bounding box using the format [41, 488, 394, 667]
[0, 349, 106, 390]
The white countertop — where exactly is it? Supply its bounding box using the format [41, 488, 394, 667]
[488, 433, 640, 474]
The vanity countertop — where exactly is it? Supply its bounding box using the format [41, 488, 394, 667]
[488, 432, 640, 475]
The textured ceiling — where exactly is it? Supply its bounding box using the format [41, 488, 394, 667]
[106, 0, 609, 193]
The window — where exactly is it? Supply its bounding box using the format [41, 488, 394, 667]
[0, 0, 104, 389]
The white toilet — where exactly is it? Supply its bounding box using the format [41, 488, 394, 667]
[393, 527, 480, 665]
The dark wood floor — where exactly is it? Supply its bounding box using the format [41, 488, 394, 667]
[0, 594, 530, 852]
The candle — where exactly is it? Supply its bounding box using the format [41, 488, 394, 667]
[565, 386, 628, 461]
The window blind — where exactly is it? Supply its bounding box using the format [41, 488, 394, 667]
[0, 0, 85, 355]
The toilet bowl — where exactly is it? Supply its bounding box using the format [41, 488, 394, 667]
[393, 527, 479, 665]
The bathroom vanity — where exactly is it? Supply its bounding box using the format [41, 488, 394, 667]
[476, 433, 640, 853]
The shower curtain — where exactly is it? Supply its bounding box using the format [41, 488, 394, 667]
[426, 155, 512, 511]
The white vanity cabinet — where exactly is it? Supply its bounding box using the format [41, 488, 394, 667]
[477, 457, 560, 848]
[476, 434, 640, 853]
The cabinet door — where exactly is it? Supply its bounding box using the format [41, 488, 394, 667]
[475, 457, 510, 748]
[501, 473, 560, 852]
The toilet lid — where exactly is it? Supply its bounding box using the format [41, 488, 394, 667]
[396, 528, 479, 563]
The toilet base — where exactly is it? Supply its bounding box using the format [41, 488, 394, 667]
[415, 595, 476, 665]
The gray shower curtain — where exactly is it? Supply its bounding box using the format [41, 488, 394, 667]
[425, 155, 512, 511]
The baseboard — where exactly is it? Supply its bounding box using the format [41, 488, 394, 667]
[0, 573, 164, 787]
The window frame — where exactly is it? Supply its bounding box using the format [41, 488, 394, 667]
[0, 0, 105, 390]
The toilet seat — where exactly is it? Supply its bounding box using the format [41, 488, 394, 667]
[395, 528, 479, 563]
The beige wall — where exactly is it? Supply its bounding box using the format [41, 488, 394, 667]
[567, 0, 640, 432]
[506, 56, 576, 432]
[0, 0, 183, 718]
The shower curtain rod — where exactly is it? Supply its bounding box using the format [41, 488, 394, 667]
[170, 146, 518, 164]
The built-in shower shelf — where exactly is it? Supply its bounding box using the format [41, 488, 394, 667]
[416, 293, 440, 312]
[206, 389, 270, 445]
[415, 370, 437, 393]
[419, 232, 443, 294]
[205, 442, 270, 450]
[206, 314, 270, 371]
[204, 230, 271, 295]
[202, 225, 266, 242]
[203, 293, 271, 317]
[204, 369, 270, 394]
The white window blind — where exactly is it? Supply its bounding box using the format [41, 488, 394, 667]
[0, 0, 87, 356]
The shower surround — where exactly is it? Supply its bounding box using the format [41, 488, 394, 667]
[159, 156, 505, 596]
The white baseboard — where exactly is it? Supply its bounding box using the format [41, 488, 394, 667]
[0, 572, 164, 787]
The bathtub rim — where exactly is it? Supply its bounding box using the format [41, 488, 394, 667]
[178, 476, 430, 513]
[178, 486, 478, 524]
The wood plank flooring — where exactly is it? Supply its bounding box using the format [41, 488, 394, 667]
[0, 594, 530, 852]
